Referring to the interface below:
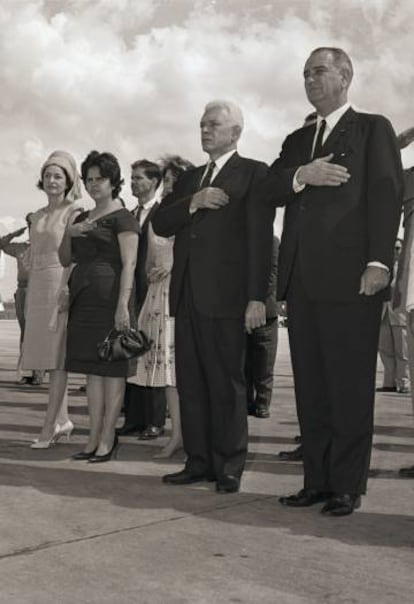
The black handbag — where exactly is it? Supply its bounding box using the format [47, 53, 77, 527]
[97, 328, 152, 362]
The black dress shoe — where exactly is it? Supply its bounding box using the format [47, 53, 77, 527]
[116, 423, 142, 436]
[162, 469, 209, 485]
[255, 406, 270, 418]
[139, 425, 165, 440]
[279, 488, 331, 507]
[278, 444, 303, 461]
[247, 406, 257, 417]
[321, 493, 361, 516]
[72, 449, 97, 460]
[216, 474, 240, 494]
[398, 465, 414, 478]
[375, 386, 397, 392]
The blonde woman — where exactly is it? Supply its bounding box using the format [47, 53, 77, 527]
[23, 150, 82, 448]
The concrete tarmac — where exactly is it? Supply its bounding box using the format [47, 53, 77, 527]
[0, 320, 413, 604]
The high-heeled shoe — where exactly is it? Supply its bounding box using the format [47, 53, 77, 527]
[30, 424, 60, 449]
[88, 436, 119, 464]
[54, 420, 74, 442]
[72, 448, 97, 460]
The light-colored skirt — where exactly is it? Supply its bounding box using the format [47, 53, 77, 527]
[22, 266, 67, 371]
[128, 275, 175, 387]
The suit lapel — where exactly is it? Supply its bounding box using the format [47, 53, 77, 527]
[320, 107, 357, 156]
[301, 124, 317, 163]
[210, 152, 242, 188]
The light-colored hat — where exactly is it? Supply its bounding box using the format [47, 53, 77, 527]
[41, 150, 82, 202]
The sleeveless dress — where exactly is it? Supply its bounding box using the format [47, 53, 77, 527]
[22, 203, 79, 371]
[128, 223, 176, 387]
[65, 208, 140, 378]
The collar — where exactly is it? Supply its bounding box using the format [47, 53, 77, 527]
[137, 188, 162, 212]
[318, 102, 351, 132]
[208, 149, 237, 171]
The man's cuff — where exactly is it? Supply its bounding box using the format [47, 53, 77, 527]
[367, 261, 389, 272]
[293, 168, 306, 193]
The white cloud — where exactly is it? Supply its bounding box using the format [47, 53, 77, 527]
[0, 0, 413, 297]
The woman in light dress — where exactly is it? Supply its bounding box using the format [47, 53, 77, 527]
[22, 150, 82, 448]
[128, 156, 193, 458]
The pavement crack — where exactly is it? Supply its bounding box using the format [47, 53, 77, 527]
[0, 495, 273, 562]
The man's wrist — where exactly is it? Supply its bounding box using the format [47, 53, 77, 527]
[189, 197, 198, 214]
[293, 167, 306, 192]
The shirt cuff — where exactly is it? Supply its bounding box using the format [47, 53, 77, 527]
[367, 261, 389, 272]
[293, 168, 306, 193]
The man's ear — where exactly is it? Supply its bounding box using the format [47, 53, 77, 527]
[232, 125, 242, 143]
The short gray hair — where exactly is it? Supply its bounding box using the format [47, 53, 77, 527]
[310, 47, 354, 82]
[204, 99, 244, 131]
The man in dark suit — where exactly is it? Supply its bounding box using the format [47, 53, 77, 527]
[152, 100, 276, 493]
[117, 160, 167, 439]
[261, 47, 403, 515]
[246, 235, 280, 418]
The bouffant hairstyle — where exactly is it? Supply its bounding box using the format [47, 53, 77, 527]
[81, 150, 124, 199]
[37, 166, 72, 195]
[130, 159, 162, 188]
[160, 155, 194, 181]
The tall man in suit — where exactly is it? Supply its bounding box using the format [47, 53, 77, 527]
[152, 100, 276, 493]
[117, 160, 167, 439]
[261, 47, 403, 515]
[246, 235, 280, 418]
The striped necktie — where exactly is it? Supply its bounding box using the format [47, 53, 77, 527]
[199, 161, 216, 189]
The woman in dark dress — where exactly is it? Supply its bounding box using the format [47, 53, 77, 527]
[61, 151, 139, 462]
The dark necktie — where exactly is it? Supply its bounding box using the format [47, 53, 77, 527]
[134, 205, 143, 225]
[199, 161, 216, 189]
[312, 119, 327, 159]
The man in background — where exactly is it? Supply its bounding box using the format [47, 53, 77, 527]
[0, 214, 43, 385]
[117, 160, 167, 440]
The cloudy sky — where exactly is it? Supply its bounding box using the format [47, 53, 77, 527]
[0, 0, 413, 297]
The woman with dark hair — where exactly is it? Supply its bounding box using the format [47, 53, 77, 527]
[128, 155, 193, 458]
[62, 151, 139, 462]
[23, 150, 82, 448]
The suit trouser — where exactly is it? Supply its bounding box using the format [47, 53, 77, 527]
[245, 317, 278, 410]
[378, 319, 409, 389]
[286, 258, 382, 495]
[123, 383, 166, 430]
[175, 274, 248, 479]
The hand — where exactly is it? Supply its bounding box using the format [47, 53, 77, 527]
[297, 154, 350, 187]
[397, 126, 414, 150]
[276, 301, 287, 317]
[359, 266, 390, 296]
[57, 287, 69, 313]
[67, 219, 96, 238]
[114, 305, 130, 331]
[190, 187, 229, 212]
[147, 266, 171, 283]
[245, 300, 266, 334]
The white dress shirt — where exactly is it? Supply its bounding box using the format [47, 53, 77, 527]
[133, 188, 162, 227]
[199, 149, 237, 185]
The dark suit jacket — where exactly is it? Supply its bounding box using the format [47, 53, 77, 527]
[262, 108, 403, 302]
[265, 236, 279, 318]
[152, 152, 276, 318]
